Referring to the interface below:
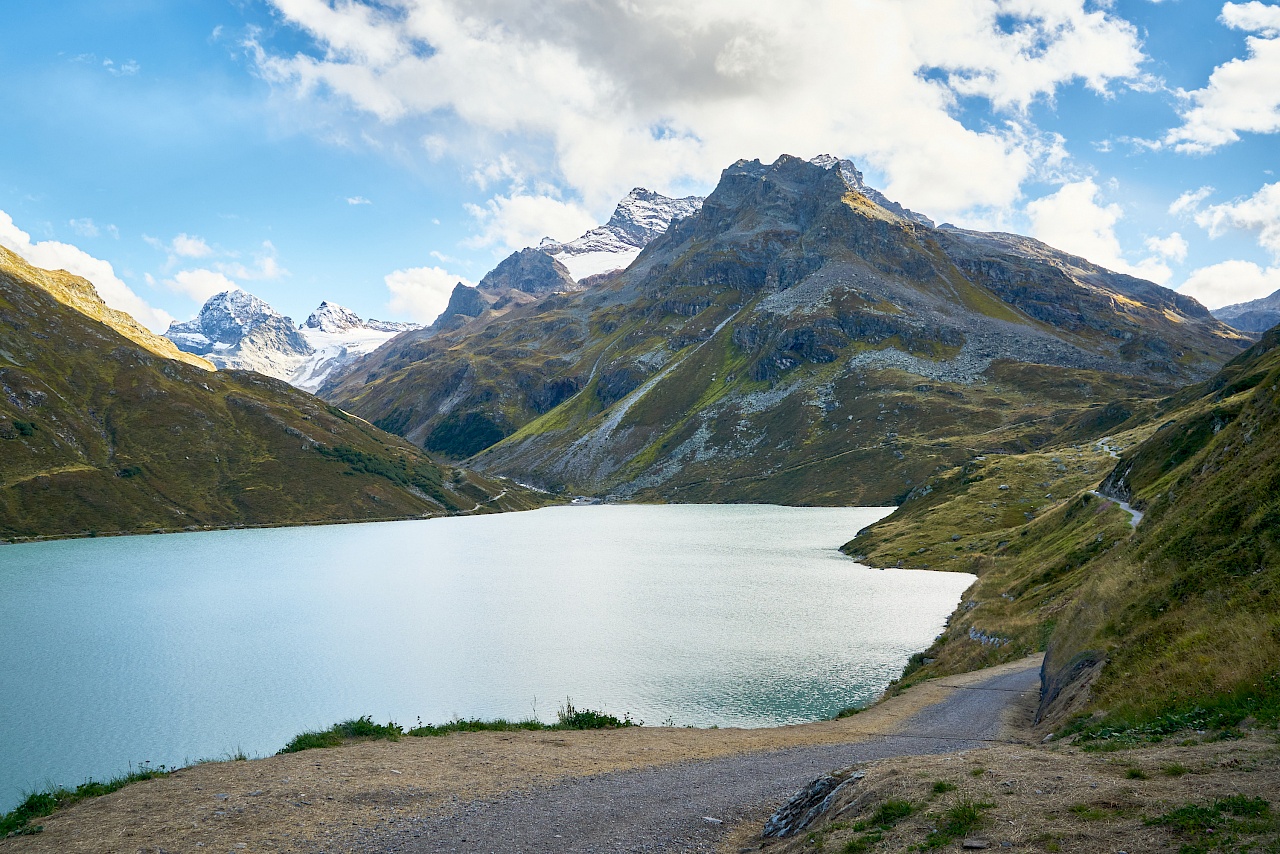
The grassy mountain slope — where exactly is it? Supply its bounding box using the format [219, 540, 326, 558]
[0, 246, 213, 371]
[0, 252, 545, 540]
[845, 326, 1280, 727]
[325, 156, 1244, 505]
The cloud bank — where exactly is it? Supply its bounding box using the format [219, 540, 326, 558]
[254, 0, 1147, 244]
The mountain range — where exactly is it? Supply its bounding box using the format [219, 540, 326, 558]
[322, 154, 1247, 507]
[165, 290, 419, 392]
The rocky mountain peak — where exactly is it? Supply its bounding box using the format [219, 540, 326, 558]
[539, 188, 704, 280]
[478, 247, 578, 297]
[167, 289, 289, 346]
[303, 301, 365, 334]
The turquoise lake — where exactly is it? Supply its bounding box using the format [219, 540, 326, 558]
[0, 504, 975, 811]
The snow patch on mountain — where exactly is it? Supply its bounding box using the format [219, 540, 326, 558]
[165, 291, 420, 391]
[540, 188, 703, 280]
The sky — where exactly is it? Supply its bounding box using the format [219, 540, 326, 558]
[0, 0, 1278, 332]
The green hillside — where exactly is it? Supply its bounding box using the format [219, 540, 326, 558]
[845, 326, 1280, 729]
[0, 251, 546, 541]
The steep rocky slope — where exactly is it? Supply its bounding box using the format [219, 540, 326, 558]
[845, 325, 1280, 728]
[325, 155, 1246, 504]
[0, 254, 542, 540]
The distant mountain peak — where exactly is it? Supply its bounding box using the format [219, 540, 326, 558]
[165, 289, 419, 391]
[303, 301, 365, 334]
[540, 188, 705, 280]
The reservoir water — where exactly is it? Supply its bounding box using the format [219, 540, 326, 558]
[0, 504, 974, 811]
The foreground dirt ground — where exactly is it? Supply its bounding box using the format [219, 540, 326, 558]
[0, 660, 1034, 853]
[723, 719, 1280, 853]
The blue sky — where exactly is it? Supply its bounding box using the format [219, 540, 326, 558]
[1, 0, 1278, 331]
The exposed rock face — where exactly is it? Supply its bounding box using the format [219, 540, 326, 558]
[324, 154, 1247, 501]
[540, 187, 704, 280]
[166, 291, 419, 392]
[166, 290, 314, 379]
[477, 248, 579, 297]
[429, 283, 491, 333]
[1213, 287, 1280, 334]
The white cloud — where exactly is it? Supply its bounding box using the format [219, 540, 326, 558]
[1178, 260, 1280, 309]
[253, 0, 1147, 224]
[167, 269, 241, 302]
[1026, 179, 1172, 283]
[464, 192, 597, 253]
[1170, 186, 1215, 215]
[0, 210, 173, 332]
[1145, 232, 1189, 263]
[1193, 181, 1280, 260]
[69, 218, 100, 238]
[171, 233, 213, 258]
[385, 265, 472, 324]
[346, 195, 372, 205]
[216, 240, 288, 280]
[1164, 3, 1280, 152]
[103, 58, 141, 77]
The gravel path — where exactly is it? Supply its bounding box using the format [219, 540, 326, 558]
[347, 664, 1040, 854]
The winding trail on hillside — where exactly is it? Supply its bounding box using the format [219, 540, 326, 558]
[354, 661, 1040, 854]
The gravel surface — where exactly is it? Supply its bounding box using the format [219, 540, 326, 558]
[349, 665, 1039, 854]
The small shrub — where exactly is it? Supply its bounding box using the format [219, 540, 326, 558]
[13, 420, 36, 436]
[277, 715, 402, 754]
[556, 698, 636, 729]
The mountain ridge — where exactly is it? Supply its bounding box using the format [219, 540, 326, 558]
[324, 154, 1245, 506]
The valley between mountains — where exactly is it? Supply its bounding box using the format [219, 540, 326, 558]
[3, 152, 1280, 850]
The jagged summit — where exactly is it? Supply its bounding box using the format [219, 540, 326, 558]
[809, 155, 935, 227]
[166, 289, 303, 350]
[303, 301, 364, 334]
[540, 187, 704, 280]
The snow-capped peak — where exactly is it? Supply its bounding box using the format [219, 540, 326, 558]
[166, 288, 288, 345]
[809, 155, 935, 228]
[539, 188, 704, 280]
[303, 301, 365, 334]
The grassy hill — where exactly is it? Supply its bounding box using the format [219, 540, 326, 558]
[844, 325, 1280, 730]
[0, 251, 546, 541]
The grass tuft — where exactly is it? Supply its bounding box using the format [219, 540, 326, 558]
[924, 796, 994, 849]
[0, 763, 170, 838]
